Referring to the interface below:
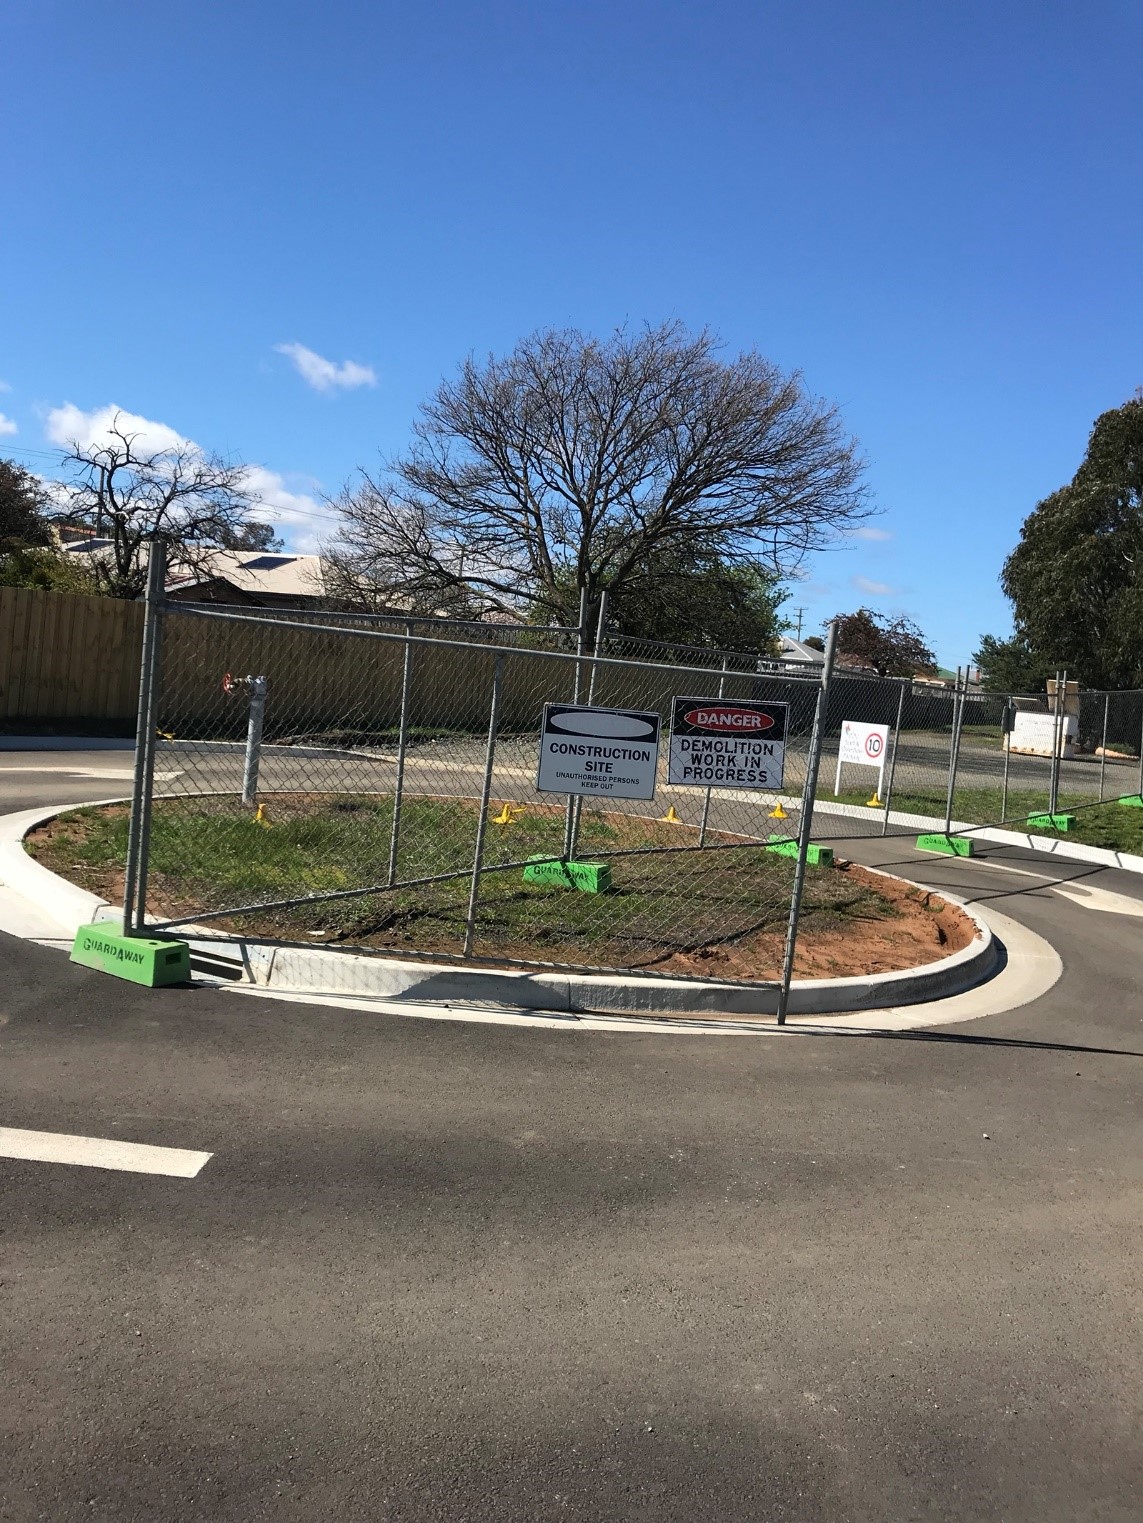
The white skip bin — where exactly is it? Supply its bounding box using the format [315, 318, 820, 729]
[1005, 711, 1077, 758]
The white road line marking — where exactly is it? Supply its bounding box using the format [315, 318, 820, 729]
[0, 1126, 212, 1177]
[1049, 882, 1143, 918]
[936, 853, 1143, 916]
[0, 766, 182, 781]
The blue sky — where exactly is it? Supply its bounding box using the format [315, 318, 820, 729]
[2, 0, 1140, 664]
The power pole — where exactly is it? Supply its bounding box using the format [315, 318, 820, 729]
[792, 607, 805, 639]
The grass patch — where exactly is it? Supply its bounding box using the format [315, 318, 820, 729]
[29, 795, 895, 971]
[832, 786, 1143, 852]
[834, 784, 1094, 827]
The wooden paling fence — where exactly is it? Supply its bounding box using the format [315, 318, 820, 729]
[0, 588, 144, 725]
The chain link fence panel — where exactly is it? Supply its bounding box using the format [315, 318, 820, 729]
[110, 581, 1143, 977]
[128, 604, 848, 978]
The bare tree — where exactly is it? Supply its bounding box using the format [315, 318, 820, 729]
[326, 323, 868, 622]
[57, 414, 261, 597]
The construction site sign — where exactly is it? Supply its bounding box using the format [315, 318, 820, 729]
[536, 703, 661, 799]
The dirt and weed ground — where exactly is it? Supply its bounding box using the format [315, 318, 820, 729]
[29, 796, 973, 980]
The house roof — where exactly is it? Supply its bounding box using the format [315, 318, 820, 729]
[779, 635, 825, 664]
[165, 550, 326, 600]
[63, 541, 327, 600]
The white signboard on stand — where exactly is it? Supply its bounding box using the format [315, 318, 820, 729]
[536, 703, 661, 799]
[834, 720, 890, 798]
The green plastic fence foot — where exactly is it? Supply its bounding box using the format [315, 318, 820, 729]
[522, 858, 612, 893]
[916, 833, 974, 858]
[1026, 812, 1076, 831]
[1117, 794, 1143, 808]
[765, 838, 834, 867]
[70, 924, 191, 986]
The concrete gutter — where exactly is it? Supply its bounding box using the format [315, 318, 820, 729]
[166, 905, 998, 1018]
[2, 800, 998, 1018]
[0, 802, 121, 933]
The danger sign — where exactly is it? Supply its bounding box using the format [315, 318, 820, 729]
[668, 697, 788, 790]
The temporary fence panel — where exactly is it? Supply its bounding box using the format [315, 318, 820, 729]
[127, 598, 844, 980]
[113, 572, 1143, 979]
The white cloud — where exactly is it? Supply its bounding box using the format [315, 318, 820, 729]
[239, 464, 330, 553]
[43, 401, 331, 552]
[275, 342, 377, 393]
[45, 402, 190, 455]
[851, 525, 892, 542]
[0, 380, 11, 393]
[0, 413, 17, 437]
[852, 574, 896, 596]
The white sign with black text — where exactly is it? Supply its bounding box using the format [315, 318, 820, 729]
[536, 704, 661, 800]
[667, 697, 788, 790]
[834, 720, 890, 798]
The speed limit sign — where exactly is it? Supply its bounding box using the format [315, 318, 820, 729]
[835, 720, 890, 799]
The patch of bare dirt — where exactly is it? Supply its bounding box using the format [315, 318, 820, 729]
[656, 862, 975, 981]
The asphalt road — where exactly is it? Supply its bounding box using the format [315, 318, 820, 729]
[4, 752, 1143, 1518]
[0, 749, 139, 811]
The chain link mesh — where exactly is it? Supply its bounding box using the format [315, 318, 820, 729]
[794, 673, 1143, 847]
[128, 600, 1143, 973]
[133, 604, 841, 974]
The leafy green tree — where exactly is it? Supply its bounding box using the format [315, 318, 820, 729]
[1001, 396, 1143, 688]
[0, 544, 98, 593]
[0, 460, 51, 552]
[972, 632, 1050, 694]
[831, 607, 935, 677]
[605, 550, 786, 652]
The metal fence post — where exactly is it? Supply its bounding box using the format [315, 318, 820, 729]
[241, 676, 269, 808]
[562, 587, 590, 859]
[698, 656, 731, 848]
[122, 538, 167, 935]
[1048, 670, 1066, 816]
[1135, 691, 1143, 801]
[386, 623, 414, 887]
[463, 653, 506, 958]
[944, 668, 966, 836]
[1001, 700, 1013, 822]
[880, 678, 907, 837]
[1098, 692, 1110, 804]
[776, 620, 838, 1026]
[568, 590, 609, 860]
[122, 540, 165, 934]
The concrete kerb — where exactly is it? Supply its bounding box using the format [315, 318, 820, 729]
[2, 799, 1000, 1018]
[0, 800, 121, 934]
[810, 798, 1143, 874]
